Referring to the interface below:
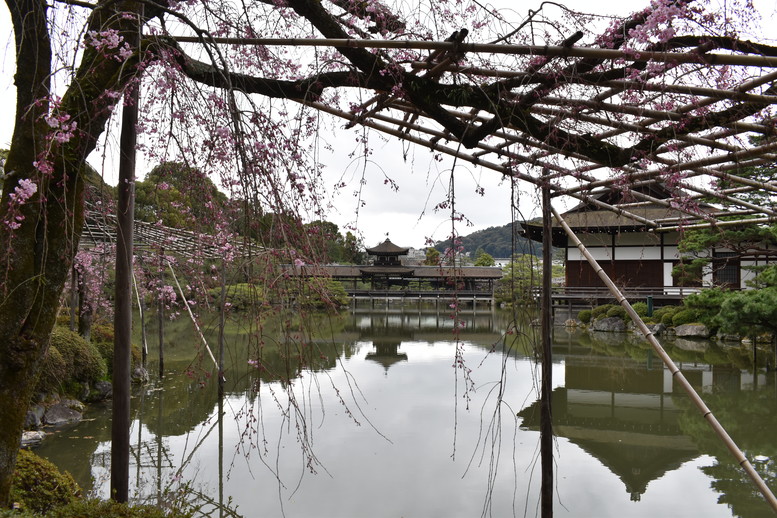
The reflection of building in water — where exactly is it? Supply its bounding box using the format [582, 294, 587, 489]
[522, 335, 773, 502]
[519, 354, 702, 502]
[365, 338, 408, 375]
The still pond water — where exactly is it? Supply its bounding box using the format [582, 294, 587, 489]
[38, 308, 776, 517]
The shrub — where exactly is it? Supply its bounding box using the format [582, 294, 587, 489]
[577, 309, 592, 324]
[35, 346, 69, 395]
[683, 287, 728, 331]
[90, 323, 115, 344]
[93, 338, 141, 378]
[672, 309, 699, 326]
[50, 327, 107, 383]
[631, 302, 649, 317]
[653, 305, 678, 321]
[208, 283, 263, 311]
[11, 449, 81, 514]
[47, 500, 193, 518]
[591, 304, 615, 320]
[606, 306, 627, 319]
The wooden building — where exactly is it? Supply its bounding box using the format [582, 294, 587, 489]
[524, 185, 776, 296]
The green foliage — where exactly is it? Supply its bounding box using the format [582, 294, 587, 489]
[630, 302, 648, 317]
[473, 249, 495, 267]
[606, 306, 626, 319]
[652, 305, 679, 323]
[672, 309, 699, 326]
[208, 283, 263, 311]
[11, 450, 81, 514]
[671, 258, 707, 286]
[494, 254, 541, 305]
[90, 323, 115, 344]
[591, 304, 615, 320]
[750, 263, 777, 288]
[135, 162, 227, 231]
[304, 221, 365, 264]
[434, 222, 541, 258]
[716, 287, 777, 336]
[36, 327, 106, 394]
[92, 339, 141, 379]
[577, 309, 592, 324]
[50, 327, 107, 382]
[36, 346, 68, 395]
[46, 500, 193, 518]
[307, 280, 349, 309]
[682, 287, 729, 329]
[423, 247, 440, 266]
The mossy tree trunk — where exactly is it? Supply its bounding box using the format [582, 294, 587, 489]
[0, 0, 145, 506]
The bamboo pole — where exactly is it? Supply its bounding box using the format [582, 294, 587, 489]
[656, 216, 777, 232]
[169, 36, 777, 67]
[552, 205, 777, 512]
[408, 62, 777, 103]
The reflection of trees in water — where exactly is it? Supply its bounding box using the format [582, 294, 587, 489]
[676, 373, 777, 518]
[563, 326, 770, 372]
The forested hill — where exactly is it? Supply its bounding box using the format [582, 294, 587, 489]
[433, 222, 542, 258]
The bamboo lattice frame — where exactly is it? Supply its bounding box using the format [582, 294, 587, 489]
[172, 34, 777, 229]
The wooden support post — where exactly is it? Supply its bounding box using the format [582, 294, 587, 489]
[540, 169, 553, 518]
[111, 60, 139, 503]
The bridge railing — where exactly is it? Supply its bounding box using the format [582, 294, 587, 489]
[346, 288, 494, 298]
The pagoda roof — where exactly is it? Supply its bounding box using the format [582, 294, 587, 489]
[366, 238, 409, 256]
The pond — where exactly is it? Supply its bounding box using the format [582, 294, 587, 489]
[36, 308, 777, 517]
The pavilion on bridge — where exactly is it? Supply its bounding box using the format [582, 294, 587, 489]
[290, 238, 503, 307]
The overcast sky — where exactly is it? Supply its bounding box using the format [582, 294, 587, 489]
[2, 0, 776, 249]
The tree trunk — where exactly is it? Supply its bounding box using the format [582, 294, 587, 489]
[0, 0, 144, 505]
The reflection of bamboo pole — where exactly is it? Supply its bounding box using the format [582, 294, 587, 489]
[552, 206, 777, 512]
[156, 384, 163, 507]
[132, 270, 148, 367]
[158, 250, 165, 379]
[166, 259, 223, 379]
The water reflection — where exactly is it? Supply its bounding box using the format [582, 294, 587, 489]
[519, 354, 698, 502]
[35, 310, 777, 517]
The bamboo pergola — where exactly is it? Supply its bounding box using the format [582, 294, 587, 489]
[176, 35, 777, 231]
[162, 7, 777, 513]
[81, 209, 264, 260]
